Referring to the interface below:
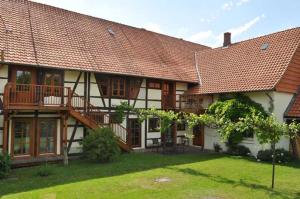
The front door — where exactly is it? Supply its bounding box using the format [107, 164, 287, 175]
[11, 118, 34, 157]
[193, 125, 204, 146]
[11, 66, 36, 105]
[128, 119, 141, 148]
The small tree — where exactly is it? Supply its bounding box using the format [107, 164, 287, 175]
[81, 128, 121, 162]
[241, 114, 300, 188]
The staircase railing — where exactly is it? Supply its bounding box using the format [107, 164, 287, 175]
[69, 91, 128, 145]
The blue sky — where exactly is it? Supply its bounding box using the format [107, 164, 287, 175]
[32, 0, 300, 47]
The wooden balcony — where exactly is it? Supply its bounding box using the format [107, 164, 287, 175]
[178, 94, 209, 113]
[3, 83, 71, 111]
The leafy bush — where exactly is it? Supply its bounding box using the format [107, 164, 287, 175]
[257, 148, 293, 163]
[0, 153, 11, 179]
[81, 128, 121, 163]
[37, 165, 53, 177]
[213, 143, 222, 152]
[207, 93, 268, 145]
[227, 145, 251, 156]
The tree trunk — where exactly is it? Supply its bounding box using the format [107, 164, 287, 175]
[271, 137, 276, 189]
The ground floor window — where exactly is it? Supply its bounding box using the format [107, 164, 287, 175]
[149, 118, 160, 132]
[11, 118, 57, 157]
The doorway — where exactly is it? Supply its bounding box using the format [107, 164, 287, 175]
[162, 82, 176, 109]
[128, 118, 141, 148]
[193, 125, 204, 147]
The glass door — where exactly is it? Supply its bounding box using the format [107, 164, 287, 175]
[38, 119, 57, 155]
[11, 66, 36, 105]
[128, 119, 141, 147]
[12, 118, 34, 157]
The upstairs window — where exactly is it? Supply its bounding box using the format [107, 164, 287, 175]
[112, 78, 126, 97]
[148, 81, 161, 89]
[16, 71, 32, 84]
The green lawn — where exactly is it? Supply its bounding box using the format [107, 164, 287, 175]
[1, 153, 300, 199]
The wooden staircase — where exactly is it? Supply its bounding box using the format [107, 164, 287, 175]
[69, 92, 131, 152]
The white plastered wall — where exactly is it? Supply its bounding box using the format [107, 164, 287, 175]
[204, 91, 294, 156]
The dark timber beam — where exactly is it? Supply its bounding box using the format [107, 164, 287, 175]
[67, 121, 78, 153]
[72, 72, 82, 94]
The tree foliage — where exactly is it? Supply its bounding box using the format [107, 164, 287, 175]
[81, 128, 121, 162]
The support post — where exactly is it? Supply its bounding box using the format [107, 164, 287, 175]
[2, 113, 8, 154]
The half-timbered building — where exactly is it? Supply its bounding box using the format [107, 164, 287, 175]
[0, 0, 300, 165]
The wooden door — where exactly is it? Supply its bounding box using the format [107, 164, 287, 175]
[11, 66, 36, 105]
[128, 119, 141, 148]
[162, 82, 175, 109]
[37, 119, 57, 155]
[193, 125, 204, 146]
[11, 118, 34, 157]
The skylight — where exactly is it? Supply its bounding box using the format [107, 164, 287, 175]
[260, 43, 269, 50]
[107, 28, 115, 36]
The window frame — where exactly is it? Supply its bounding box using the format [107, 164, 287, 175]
[37, 118, 57, 155]
[147, 80, 161, 89]
[148, 118, 161, 133]
[111, 77, 126, 97]
[11, 118, 34, 157]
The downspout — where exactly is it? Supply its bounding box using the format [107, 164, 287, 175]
[194, 52, 202, 85]
[265, 92, 274, 114]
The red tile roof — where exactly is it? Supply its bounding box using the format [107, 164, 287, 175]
[0, 0, 209, 83]
[285, 90, 300, 117]
[187, 27, 300, 94]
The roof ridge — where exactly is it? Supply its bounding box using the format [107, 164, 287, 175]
[197, 26, 300, 53]
[27, 0, 209, 49]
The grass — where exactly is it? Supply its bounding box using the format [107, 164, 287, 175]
[0, 153, 300, 199]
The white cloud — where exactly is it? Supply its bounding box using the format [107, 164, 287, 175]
[222, 1, 234, 10]
[189, 30, 214, 44]
[236, 0, 250, 6]
[188, 15, 263, 47]
[143, 23, 164, 34]
[227, 15, 261, 37]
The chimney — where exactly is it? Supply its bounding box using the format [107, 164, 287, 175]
[223, 32, 231, 47]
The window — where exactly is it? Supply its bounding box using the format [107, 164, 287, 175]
[148, 81, 161, 89]
[44, 72, 62, 96]
[177, 121, 186, 131]
[243, 129, 254, 139]
[112, 78, 126, 97]
[98, 78, 110, 97]
[38, 119, 57, 154]
[16, 70, 32, 84]
[149, 118, 160, 132]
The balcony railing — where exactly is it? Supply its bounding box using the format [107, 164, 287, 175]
[3, 83, 71, 109]
[178, 94, 208, 113]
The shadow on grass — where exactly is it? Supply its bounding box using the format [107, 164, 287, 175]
[168, 167, 295, 199]
[0, 153, 223, 196]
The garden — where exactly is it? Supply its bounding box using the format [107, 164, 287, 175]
[1, 93, 300, 199]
